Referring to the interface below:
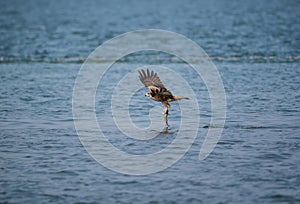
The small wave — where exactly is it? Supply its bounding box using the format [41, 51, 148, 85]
[202, 125, 221, 128]
[261, 194, 299, 202]
[241, 125, 269, 129]
[0, 55, 299, 64]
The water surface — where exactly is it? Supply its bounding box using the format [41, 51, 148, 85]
[1, 0, 300, 203]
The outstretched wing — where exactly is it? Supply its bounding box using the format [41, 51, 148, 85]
[139, 69, 176, 102]
[138, 69, 166, 89]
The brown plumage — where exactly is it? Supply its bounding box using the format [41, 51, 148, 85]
[138, 69, 189, 114]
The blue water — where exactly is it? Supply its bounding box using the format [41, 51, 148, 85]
[1, 0, 300, 203]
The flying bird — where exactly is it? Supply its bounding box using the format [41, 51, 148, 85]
[138, 69, 189, 115]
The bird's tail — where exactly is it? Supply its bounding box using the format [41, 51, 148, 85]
[174, 96, 189, 101]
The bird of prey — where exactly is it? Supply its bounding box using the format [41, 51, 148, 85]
[138, 69, 189, 115]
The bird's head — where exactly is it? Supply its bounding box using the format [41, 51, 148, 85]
[145, 92, 151, 97]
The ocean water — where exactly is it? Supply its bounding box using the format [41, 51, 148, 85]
[1, 0, 300, 203]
